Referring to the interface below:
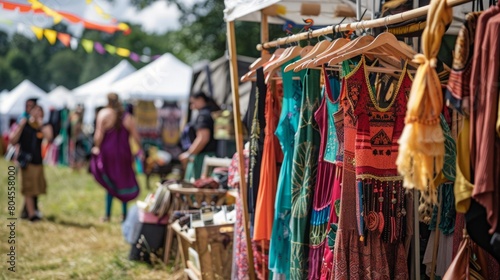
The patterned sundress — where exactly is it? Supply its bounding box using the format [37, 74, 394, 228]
[342, 56, 412, 279]
[269, 58, 305, 278]
[290, 69, 321, 279]
[308, 67, 341, 279]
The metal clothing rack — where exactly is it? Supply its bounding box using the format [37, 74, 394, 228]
[255, 0, 472, 51]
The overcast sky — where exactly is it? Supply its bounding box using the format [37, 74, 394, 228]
[0, 0, 192, 37]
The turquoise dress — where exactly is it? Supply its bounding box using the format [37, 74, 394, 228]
[269, 58, 305, 278]
[290, 68, 321, 279]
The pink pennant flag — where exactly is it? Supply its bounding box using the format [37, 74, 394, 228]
[129, 52, 140, 62]
[94, 42, 105, 54]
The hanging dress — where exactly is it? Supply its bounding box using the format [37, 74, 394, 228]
[308, 67, 341, 280]
[333, 61, 378, 280]
[320, 106, 345, 280]
[228, 149, 251, 280]
[351, 56, 412, 279]
[246, 67, 267, 225]
[253, 77, 284, 280]
[290, 69, 321, 279]
[333, 57, 410, 279]
[269, 58, 305, 278]
[320, 61, 351, 280]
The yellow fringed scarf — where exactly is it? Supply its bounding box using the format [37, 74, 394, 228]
[396, 0, 452, 203]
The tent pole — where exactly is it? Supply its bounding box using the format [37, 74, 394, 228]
[226, 20, 256, 280]
[261, 10, 269, 54]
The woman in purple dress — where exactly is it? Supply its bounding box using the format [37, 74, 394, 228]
[90, 93, 142, 222]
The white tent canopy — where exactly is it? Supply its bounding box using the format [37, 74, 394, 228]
[73, 60, 136, 100]
[48, 86, 76, 109]
[73, 60, 136, 124]
[0, 89, 9, 105]
[110, 53, 193, 101]
[224, 0, 375, 24]
[0, 80, 54, 132]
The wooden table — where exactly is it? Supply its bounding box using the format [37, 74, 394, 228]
[163, 186, 229, 267]
[171, 221, 235, 280]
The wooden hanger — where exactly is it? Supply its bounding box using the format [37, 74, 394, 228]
[310, 35, 374, 67]
[327, 32, 415, 67]
[299, 43, 314, 59]
[283, 39, 331, 72]
[250, 51, 271, 69]
[264, 45, 303, 84]
[300, 38, 350, 69]
[264, 45, 301, 74]
[239, 51, 271, 82]
[240, 48, 285, 82]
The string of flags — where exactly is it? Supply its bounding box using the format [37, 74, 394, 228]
[85, 0, 115, 21]
[0, 0, 130, 34]
[31, 26, 160, 63]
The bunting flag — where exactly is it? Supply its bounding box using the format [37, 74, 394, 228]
[104, 44, 116, 54]
[116, 47, 130, 57]
[94, 42, 106, 55]
[27, 0, 64, 24]
[129, 52, 140, 62]
[43, 29, 57, 45]
[93, 5, 111, 20]
[30, 26, 161, 63]
[85, 0, 114, 21]
[57, 33, 71, 47]
[31, 26, 43, 40]
[70, 37, 79, 50]
[0, 0, 131, 34]
[81, 39, 94, 53]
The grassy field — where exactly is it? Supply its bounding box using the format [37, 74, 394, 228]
[0, 158, 178, 280]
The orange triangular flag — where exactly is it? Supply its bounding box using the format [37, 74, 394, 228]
[31, 26, 43, 40]
[57, 33, 71, 47]
[44, 29, 57, 45]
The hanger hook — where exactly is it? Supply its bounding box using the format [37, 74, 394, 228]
[385, 17, 389, 32]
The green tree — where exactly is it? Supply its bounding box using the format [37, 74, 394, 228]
[46, 50, 83, 89]
[6, 49, 31, 77]
[0, 58, 14, 90]
[0, 31, 9, 56]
